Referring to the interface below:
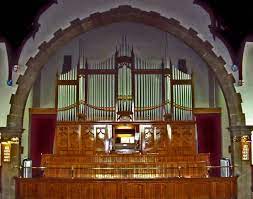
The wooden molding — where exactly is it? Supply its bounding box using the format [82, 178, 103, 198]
[56, 120, 196, 125]
[193, 108, 221, 114]
[29, 108, 57, 115]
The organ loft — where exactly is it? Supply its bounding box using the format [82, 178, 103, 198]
[15, 36, 238, 199]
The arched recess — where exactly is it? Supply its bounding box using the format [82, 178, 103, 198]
[7, 5, 245, 130]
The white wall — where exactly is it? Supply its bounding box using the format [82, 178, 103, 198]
[0, 43, 11, 127]
[237, 42, 253, 125]
[18, 0, 234, 79]
[0, 43, 33, 161]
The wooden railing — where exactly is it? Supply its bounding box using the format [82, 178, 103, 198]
[40, 153, 210, 179]
[41, 153, 209, 164]
[40, 162, 208, 179]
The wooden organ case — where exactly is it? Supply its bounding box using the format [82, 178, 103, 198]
[53, 38, 195, 155]
[45, 38, 210, 178]
[16, 39, 237, 199]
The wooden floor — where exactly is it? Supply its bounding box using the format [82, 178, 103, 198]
[15, 177, 237, 199]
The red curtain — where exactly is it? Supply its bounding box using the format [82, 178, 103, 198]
[195, 113, 222, 167]
[30, 113, 56, 167]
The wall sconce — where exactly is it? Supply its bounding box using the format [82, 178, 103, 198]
[241, 135, 250, 161]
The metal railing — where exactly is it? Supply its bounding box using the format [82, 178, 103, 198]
[17, 165, 235, 179]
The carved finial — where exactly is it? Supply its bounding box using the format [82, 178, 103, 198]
[169, 58, 172, 69]
[115, 46, 118, 57]
[85, 58, 88, 68]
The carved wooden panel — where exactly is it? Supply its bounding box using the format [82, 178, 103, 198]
[55, 126, 68, 153]
[81, 125, 94, 154]
[170, 122, 196, 155]
[68, 125, 80, 152]
[143, 127, 155, 151]
[54, 121, 196, 155]
[16, 177, 237, 199]
[122, 183, 145, 199]
[55, 124, 95, 154]
[95, 126, 106, 153]
[154, 125, 168, 152]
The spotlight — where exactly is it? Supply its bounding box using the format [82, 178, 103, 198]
[7, 79, 13, 86]
[231, 64, 238, 72]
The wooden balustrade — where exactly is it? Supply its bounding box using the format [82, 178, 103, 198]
[41, 153, 210, 164]
[41, 162, 209, 179]
[41, 153, 210, 179]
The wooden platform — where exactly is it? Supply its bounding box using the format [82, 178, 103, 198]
[15, 177, 237, 199]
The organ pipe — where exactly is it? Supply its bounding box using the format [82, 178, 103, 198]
[56, 42, 194, 122]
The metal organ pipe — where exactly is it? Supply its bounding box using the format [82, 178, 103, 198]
[98, 74, 100, 120]
[55, 42, 196, 122]
[142, 70, 145, 120]
[91, 75, 94, 121]
[134, 74, 137, 119]
[150, 75, 153, 121]
[148, 74, 150, 120]
[105, 74, 107, 120]
[149, 72, 152, 120]
[101, 74, 104, 120]
[95, 74, 97, 121]
[104, 74, 106, 120]
[67, 77, 69, 121]
[150, 74, 153, 120]
[153, 75, 155, 120]
[157, 75, 160, 120]
[99, 74, 101, 120]
[66, 72, 68, 121]
[164, 74, 167, 116]
[174, 67, 177, 120]
[62, 74, 64, 120]
[58, 85, 61, 121]
[179, 70, 182, 121]
[154, 75, 157, 120]
[139, 73, 142, 120]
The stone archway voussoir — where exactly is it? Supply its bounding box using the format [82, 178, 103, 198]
[7, 5, 245, 131]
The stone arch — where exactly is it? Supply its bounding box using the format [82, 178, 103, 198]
[7, 5, 245, 130]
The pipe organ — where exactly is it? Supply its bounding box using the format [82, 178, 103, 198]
[15, 25, 239, 199]
[16, 38, 237, 199]
[56, 39, 194, 122]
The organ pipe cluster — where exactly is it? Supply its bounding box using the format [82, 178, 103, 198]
[56, 39, 194, 122]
